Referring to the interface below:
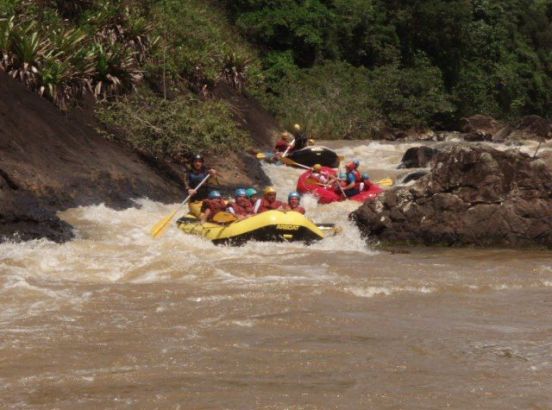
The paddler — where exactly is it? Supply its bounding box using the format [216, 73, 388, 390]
[227, 188, 253, 219]
[290, 123, 308, 151]
[200, 190, 226, 223]
[245, 187, 259, 205]
[253, 187, 285, 213]
[274, 132, 294, 153]
[285, 192, 305, 214]
[341, 162, 361, 197]
[310, 163, 336, 186]
[185, 154, 218, 217]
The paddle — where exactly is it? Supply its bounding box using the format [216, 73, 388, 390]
[279, 156, 312, 170]
[150, 174, 210, 238]
[376, 177, 393, 187]
[281, 137, 295, 157]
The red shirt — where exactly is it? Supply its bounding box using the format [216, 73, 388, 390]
[274, 139, 290, 153]
[258, 198, 284, 212]
[201, 199, 226, 221]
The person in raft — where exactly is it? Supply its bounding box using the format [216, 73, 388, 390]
[341, 162, 361, 197]
[290, 123, 308, 151]
[253, 187, 285, 213]
[285, 192, 305, 214]
[227, 188, 253, 219]
[274, 132, 294, 154]
[310, 163, 336, 186]
[200, 190, 227, 223]
[185, 154, 218, 216]
[245, 187, 258, 205]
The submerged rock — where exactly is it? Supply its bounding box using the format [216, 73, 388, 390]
[398, 146, 438, 168]
[352, 144, 552, 248]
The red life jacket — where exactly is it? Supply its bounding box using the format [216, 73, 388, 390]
[230, 198, 253, 216]
[259, 198, 283, 212]
[274, 139, 289, 153]
[201, 199, 226, 221]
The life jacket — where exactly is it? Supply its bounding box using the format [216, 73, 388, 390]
[274, 139, 289, 153]
[228, 197, 253, 216]
[188, 167, 210, 200]
[257, 198, 283, 213]
[201, 199, 226, 221]
[311, 171, 330, 185]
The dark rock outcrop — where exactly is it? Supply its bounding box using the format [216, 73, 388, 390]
[352, 145, 552, 248]
[398, 146, 438, 168]
[493, 115, 552, 143]
[460, 115, 504, 139]
[0, 71, 270, 242]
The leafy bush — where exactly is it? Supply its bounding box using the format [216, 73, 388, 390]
[96, 90, 250, 160]
[0, 0, 155, 108]
[147, 0, 263, 95]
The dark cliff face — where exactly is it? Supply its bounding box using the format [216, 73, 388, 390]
[352, 144, 552, 248]
[0, 72, 269, 243]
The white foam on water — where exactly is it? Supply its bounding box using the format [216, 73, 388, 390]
[344, 285, 436, 298]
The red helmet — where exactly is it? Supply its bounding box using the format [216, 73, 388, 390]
[345, 162, 355, 170]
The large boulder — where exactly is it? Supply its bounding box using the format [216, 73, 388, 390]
[351, 144, 552, 248]
[398, 146, 438, 168]
[493, 115, 552, 143]
[460, 115, 504, 140]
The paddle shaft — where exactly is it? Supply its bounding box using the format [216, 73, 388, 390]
[183, 174, 211, 207]
[282, 137, 295, 157]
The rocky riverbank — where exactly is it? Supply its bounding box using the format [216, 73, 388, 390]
[0, 73, 270, 243]
[352, 144, 552, 248]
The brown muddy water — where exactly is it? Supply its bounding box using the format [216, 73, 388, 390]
[1, 141, 551, 409]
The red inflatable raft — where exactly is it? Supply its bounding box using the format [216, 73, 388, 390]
[296, 167, 383, 204]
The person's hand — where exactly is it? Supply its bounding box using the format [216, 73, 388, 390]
[208, 169, 217, 176]
[188, 188, 197, 195]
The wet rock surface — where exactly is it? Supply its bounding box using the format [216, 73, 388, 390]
[352, 144, 552, 248]
[0, 72, 269, 243]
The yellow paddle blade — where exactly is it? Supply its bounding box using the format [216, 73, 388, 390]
[212, 211, 237, 224]
[256, 152, 266, 160]
[150, 209, 178, 239]
[376, 177, 394, 187]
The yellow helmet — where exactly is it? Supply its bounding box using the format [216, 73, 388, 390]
[313, 163, 322, 171]
[293, 123, 301, 131]
[264, 186, 276, 195]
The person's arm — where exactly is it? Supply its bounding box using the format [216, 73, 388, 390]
[200, 208, 210, 223]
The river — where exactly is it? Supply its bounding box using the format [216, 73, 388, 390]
[1, 141, 551, 409]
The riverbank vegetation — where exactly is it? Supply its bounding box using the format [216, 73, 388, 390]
[1, 0, 552, 146]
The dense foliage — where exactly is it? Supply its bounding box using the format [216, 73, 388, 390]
[2, 0, 552, 145]
[224, 0, 552, 134]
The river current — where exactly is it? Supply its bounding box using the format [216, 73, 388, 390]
[1, 141, 551, 409]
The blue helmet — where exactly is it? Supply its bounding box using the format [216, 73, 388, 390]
[353, 160, 360, 167]
[339, 173, 347, 179]
[362, 173, 370, 180]
[208, 190, 221, 199]
[235, 188, 246, 197]
[245, 188, 257, 198]
[288, 191, 301, 201]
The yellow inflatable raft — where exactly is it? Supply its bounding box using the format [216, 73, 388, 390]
[176, 210, 337, 245]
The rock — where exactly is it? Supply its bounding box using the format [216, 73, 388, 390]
[401, 170, 428, 184]
[498, 115, 552, 143]
[0, 71, 270, 243]
[460, 115, 504, 139]
[398, 146, 438, 168]
[351, 144, 552, 248]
